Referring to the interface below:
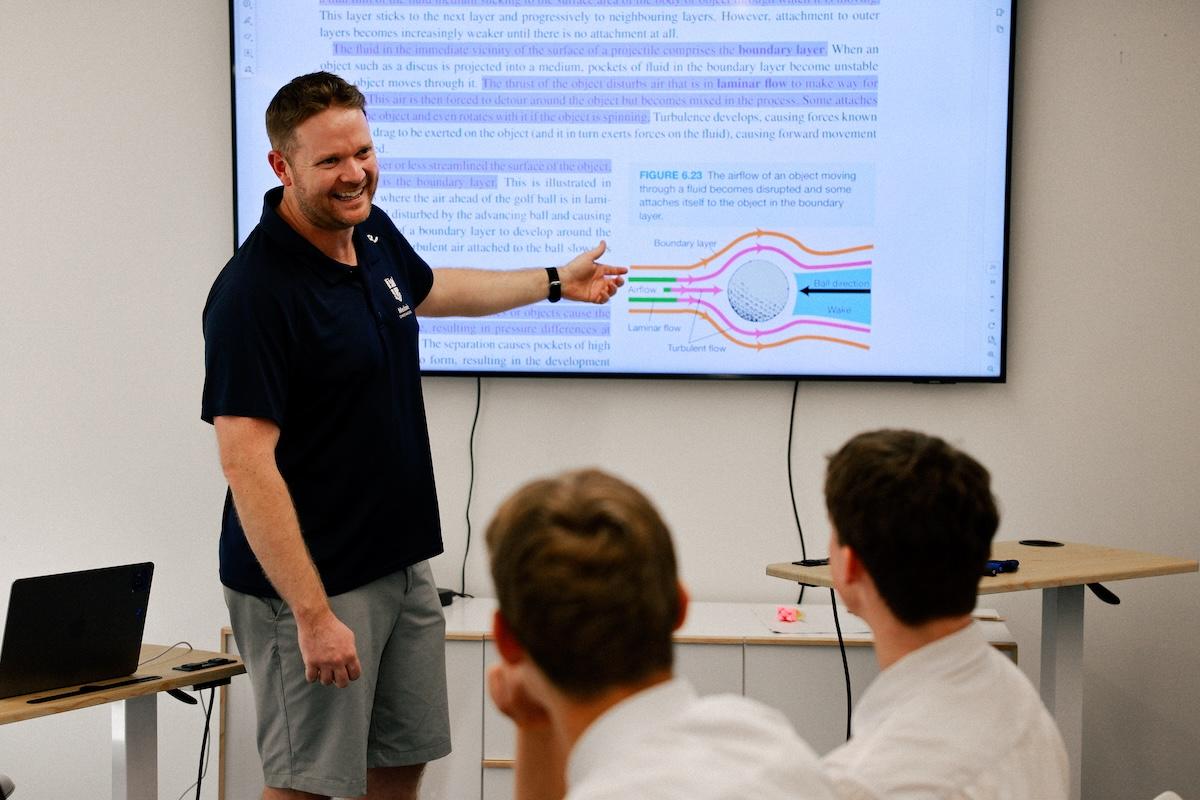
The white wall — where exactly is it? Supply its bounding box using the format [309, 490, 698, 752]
[1, 2, 1196, 798]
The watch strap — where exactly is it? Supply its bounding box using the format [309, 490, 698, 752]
[546, 266, 562, 303]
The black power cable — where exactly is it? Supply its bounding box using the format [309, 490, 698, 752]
[460, 376, 481, 598]
[786, 381, 852, 739]
[786, 379, 809, 604]
[830, 588, 853, 741]
[194, 687, 215, 800]
[174, 685, 216, 800]
[786, 379, 808, 560]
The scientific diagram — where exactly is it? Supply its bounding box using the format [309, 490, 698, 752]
[626, 230, 875, 351]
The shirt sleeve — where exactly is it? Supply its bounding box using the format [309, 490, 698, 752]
[201, 270, 293, 426]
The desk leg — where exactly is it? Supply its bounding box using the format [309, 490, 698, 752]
[1040, 585, 1083, 800]
[112, 693, 157, 800]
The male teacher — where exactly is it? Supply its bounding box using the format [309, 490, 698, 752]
[201, 71, 625, 800]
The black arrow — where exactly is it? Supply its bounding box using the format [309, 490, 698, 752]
[801, 286, 871, 296]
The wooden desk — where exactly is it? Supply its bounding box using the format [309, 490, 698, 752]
[767, 540, 1198, 800]
[0, 644, 245, 800]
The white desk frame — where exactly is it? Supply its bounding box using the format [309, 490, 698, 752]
[112, 693, 158, 800]
[1040, 583, 1085, 789]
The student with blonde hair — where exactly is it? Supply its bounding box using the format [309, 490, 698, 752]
[485, 468, 836, 800]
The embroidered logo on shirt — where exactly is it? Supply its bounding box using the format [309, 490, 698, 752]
[367, 234, 379, 243]
[384, 277, 412, 319]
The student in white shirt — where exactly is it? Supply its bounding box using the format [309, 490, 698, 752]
[484, 468, 836, 800]
[821, 429, 1070, 800]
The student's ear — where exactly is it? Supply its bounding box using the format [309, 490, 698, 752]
[492, 610, 527, 665]
[841, 545, 867, 585]
[829, 532, 866, 590]
[673, 582, 690, 632]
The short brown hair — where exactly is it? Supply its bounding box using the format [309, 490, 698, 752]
[486, 469, 680, 698]
[265, 71, 366, 154]
[825, 429, 999, 625]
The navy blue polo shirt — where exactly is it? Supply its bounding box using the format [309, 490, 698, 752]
[202, 187, 442, 598]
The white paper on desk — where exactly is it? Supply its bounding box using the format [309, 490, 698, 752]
[753, 604, 871, 636]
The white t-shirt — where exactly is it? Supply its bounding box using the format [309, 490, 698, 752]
[822, 622, 1070, 800]
[567, 678, 836, 800]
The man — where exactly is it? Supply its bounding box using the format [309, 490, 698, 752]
[821, 429, 1070, 799]
[485, 468, 836, 800]
[201, 72, 626, 800]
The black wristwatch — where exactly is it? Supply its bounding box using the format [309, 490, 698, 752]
[546, 266, 562, 303]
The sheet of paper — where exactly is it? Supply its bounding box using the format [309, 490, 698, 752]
[752, 604, 872, 636]
[753, 605, 1002, 635]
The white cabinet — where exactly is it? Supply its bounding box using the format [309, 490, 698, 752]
[675, 642, 745, 696]
[743, 640, 879, 756]
[421, 638, 485, 800]
[220, 601, 1015, 800]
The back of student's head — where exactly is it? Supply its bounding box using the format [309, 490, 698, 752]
[824, 429, 999, 625]
[486, 468, 680, 699]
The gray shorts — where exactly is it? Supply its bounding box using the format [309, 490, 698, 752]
[224, 562, 451, 797]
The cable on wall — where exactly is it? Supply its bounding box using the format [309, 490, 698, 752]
[787, 379, 811, 604]
[787, 379, 808, 559]
[785, 382, 851, 736]
[830, 587, 853, 741]
[459, 376, 482, 599]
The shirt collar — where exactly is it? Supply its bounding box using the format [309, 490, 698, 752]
[852, 621, 989, 730]
[259, 186, 371, 286]
[568, 678, 697, 791]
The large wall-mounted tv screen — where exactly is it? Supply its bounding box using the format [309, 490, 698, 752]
[231, 0, 1014, 381]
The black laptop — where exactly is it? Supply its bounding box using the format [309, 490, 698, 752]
[0, 562, 153, 700]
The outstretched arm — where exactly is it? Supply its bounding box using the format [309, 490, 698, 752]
[416, 241, 626, 317]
